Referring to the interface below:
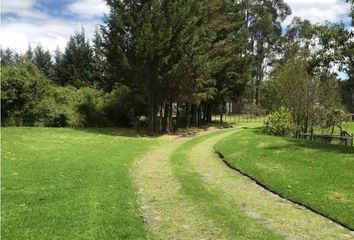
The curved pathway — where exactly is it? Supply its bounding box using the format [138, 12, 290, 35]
[134, 128, 354, 239]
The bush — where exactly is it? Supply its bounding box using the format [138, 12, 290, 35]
[75, 88, 105, 127]
[34, 86, 80, 127]
[1, 61, 49, 125]
[35, 99, 70, 127]
[103, 86, 146, 127]
[264, 107, 295, 136]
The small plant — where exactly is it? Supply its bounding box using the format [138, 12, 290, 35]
[264, 106, 295, 136]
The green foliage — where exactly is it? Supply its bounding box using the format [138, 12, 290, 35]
[1, 61, 49, 125]
[35, 98, 72, 127]
[33, 45, 53, 79]
[55, 29, 96, 87]
[34, 86, 81, 127]
[264, 106, 294, 136]
[103, 86, 145, 127]
[76, 88, 105, 127]
[265, 58, 342, 133]
[2, 1, 351, 131]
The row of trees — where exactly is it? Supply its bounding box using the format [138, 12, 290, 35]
[1, 0, 354, 133]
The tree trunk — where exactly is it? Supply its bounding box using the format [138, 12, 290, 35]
[197, 105, 202, 126]
[159, 104, 164, 133]
[186, 104, 191, 128]
[255, 77, 261, 105]
[169, 101, 173, 133]
[148, 97, 156, 133]
[163, 102, 170, 133]
[206, 103, 212, 123]
[176, 102, 180, 128]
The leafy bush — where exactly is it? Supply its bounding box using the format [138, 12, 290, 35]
[35, 99, 70, 127]
[75, 88, 105, 127]
[264, 107, 295, 136]
[1, 61, 49, 125]
[103, 86, 146, 127]
[34, 86, 80, 127]
[1, 61, 147, 128]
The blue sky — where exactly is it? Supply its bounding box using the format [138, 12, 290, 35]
[0, 0, 352, 53]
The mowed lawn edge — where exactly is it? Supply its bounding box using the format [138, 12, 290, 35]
[1, 127, 161, 240]
[216, 127, 354, 230]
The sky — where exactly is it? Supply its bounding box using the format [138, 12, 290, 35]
[0, 0, 352, 53]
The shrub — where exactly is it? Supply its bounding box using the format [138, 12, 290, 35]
[103, 86, 146, 127]
[35, 99, 70, 127]
[1, 61, 49, 125]
[34, 86, 80, 127]
[264, 107, 295, 136]
[75, 88, 105, 127]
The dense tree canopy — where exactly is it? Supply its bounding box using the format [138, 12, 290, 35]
[1, 0, 353, 132]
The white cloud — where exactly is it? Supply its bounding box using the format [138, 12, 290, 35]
[284, 0, 351, 25]
[1, 0, 49, 20]
[1, 20, 100, 53]
[0, 0, 107, 53]
[68, 0, 109, 19]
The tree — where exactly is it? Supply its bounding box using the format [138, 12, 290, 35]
[33, 45, 53, 79]
[312, 22, 354, 112]
[0, 48, 14, 66]
[266, 58, 342, 133]
[102, 0, 213, 132]
[58, 29, 96, 87]
[246, 0, 291, 105]
[279, 17, 315, 65]
[25, 44, 34, 60]
[203, 0, 245, 121]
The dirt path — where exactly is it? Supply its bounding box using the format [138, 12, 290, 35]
[134, 128, 354, 239]
[133, 133, 225, 239]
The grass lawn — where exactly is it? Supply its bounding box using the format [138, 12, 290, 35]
[1, 127, 160, 240]
[216, 126, 354, 230]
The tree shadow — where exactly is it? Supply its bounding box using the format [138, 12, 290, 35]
[71, 127, 154, 138]
[72, 123, 235, 138]
[250, 127, 354, 155]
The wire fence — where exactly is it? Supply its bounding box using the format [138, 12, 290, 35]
[298, 132, 354, 147]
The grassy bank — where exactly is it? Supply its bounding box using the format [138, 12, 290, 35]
[216, 127, 354, 230]
[1, 127, 160, 240]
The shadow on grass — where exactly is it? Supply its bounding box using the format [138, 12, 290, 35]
[71, 123, 233, 138]
[249, 127, 354, 155]
[71, 127, 149, 138]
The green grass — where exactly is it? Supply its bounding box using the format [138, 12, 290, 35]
[1, 127, 160, 240]
[170, 131, 282, 239]
[216, 127, 354, 230]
